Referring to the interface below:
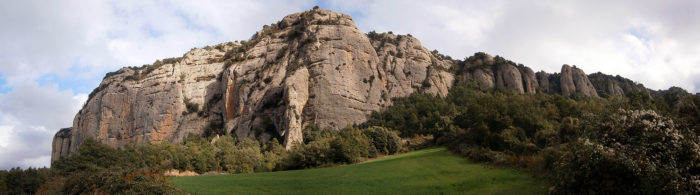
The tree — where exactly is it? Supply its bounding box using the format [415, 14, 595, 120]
[363, 126, 402, 155]
[331, 128, 371, 163]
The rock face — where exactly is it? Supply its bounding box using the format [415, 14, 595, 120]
[52, 9, 616, 163]
[560, 65, 598, 97]
[456, 53, 598, 97]
[51, 9, 455, 161]
[588, 72, 646, 97]
[536, 71, 551, 93]
[494, 64, 524, 93]
[519, 66, 538, 94]
[51, 128, 73, 162]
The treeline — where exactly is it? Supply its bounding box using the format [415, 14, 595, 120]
[0, 167, 51, 194]
[3, 126, 401, 194]
[363, 86, 700, 194]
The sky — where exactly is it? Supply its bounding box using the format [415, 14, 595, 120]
[1, 0, 700, 169]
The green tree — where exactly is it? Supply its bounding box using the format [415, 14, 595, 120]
[331, 128, 371, 163]
[363, 126, 402, 155]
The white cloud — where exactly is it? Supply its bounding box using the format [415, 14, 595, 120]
[0, 81, 86, 169]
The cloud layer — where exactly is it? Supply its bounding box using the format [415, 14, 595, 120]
[1, 0, 700, 169]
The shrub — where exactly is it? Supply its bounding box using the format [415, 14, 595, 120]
[49, 138, 184, 194]
[553, 109, 700, 194]
[261, 139, 286, 172]
[331, 128, 371, 163]
[302, 124, 338, 144]
[184, 135, 218, 173]
[283, 138, 334, 169]
[183, 97, 200, 114]
[231, 139, 264, 173]
[363, 126, 402, 155]
[421, 79, 431, 88]
[214, 135, 237, 172]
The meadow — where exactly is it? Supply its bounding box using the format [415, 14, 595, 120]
[172, 147, 546, 194]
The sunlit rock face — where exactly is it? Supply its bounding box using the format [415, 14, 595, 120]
[51, 9, 455, 161]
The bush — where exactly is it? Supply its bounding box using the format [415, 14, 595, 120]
[214, 135, 238, 172]
[302, 124, 338, 144]
[261, 139, 286, 172]
[364, 92, 455, 138]
[231, 139, 264, 173]
[331, 128, 371, 163]
[363, 126, 402, 155]
[184, 135, 218, 173]
[183, 97, 199, 114]
[49, 138, 184, 194]
[283, 138, 334, 169]
[553, 110, 700, 194]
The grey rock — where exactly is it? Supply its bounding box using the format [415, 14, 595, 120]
[518, 66, 538, 94]
[588, 72, 647, 97]
[560, 65, 598, 97]
[471, 68, 495, 89]
[494, 63, 524, 93]
[51, 9, 455, 162]
[51, 128, 73, 162]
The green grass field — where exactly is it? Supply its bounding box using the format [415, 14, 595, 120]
[172, 147, 546, 194]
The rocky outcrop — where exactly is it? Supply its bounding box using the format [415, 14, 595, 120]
[368, 32, 454, 99]
[494, 63, 524, 93]
[560, 65, 598, 97]
[52, 46, 228, 160]
[51, 128, 73, 162]
[51, 9, 455, 162]
[459, 53, 528, 92]
[455, 53, 602, 98]
[589, 72, 647, 97]
[519, 66, 538, 94]
[470, 68, 495, 89]
[535, 71, 552, 93]
[52, 9, 628, 163]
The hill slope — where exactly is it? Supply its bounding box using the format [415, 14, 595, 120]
[53, 8, 693, 163]
[172, 148, 546, 194]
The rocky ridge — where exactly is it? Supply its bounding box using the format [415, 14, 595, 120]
[51, 9, 651, 162]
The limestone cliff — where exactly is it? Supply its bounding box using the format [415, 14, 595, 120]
[52, 9, 626, 163]
[51, 9, 455, 161]
[455, 53, 597, 97]
[588, 72, 647, 97]
[560, 65, 598, 97]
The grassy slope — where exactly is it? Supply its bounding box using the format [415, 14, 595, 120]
[172, 148, 546, 194]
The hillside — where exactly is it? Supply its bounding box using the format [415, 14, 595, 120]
[51, 8, 689, 163]
[38, 8, 700, 194]
[172, 148, 546, 194]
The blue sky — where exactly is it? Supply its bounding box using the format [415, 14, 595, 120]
[2, 0, 700, 169]
[0, 75, 10, 93]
